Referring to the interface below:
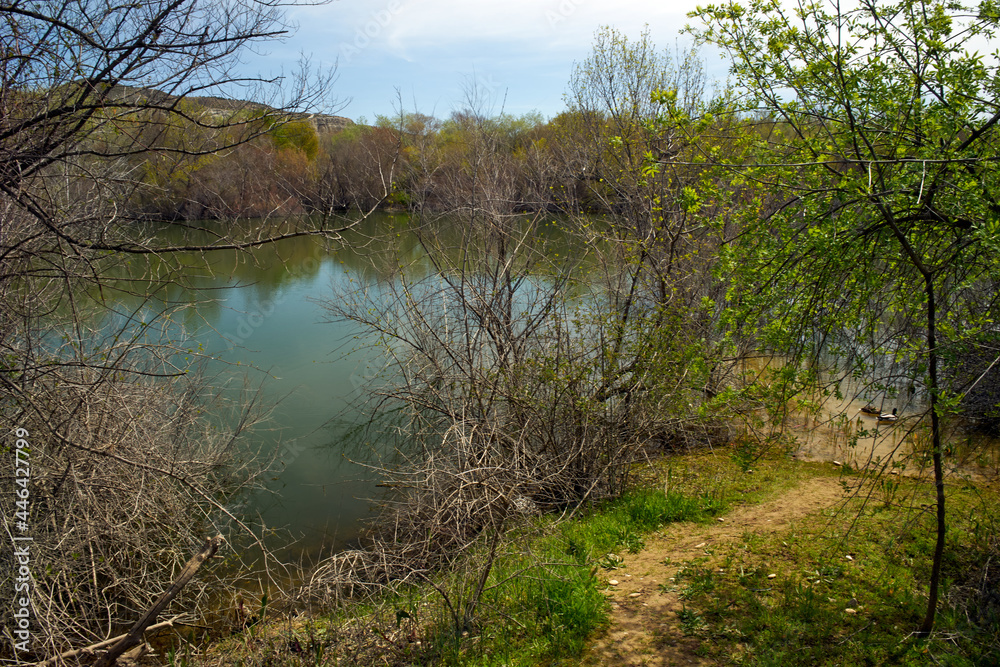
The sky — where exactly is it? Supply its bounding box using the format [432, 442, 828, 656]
[248, 0, 722, 123]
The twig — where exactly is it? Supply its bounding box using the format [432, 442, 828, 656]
[33, 615, 189, 667]
[90, 535, 224, 667]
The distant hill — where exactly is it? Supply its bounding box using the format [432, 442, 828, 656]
[105, 84, 354, 135]
[291, 111, 354, 134]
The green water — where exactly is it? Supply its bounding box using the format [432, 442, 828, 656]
[89, 214, 416, 561]
[86, 212, 579, 562]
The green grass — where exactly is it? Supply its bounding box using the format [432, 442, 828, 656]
[410, 479, 735, 665]
[671, 476, 1000, 666]
[196, 451, 999, 666]
[198, 450, 814, 665]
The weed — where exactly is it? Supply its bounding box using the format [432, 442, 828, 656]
[618, 528, 645, 553]
[598, 553, 625, 570]
[678, 606, 707, 635]
[677, 564, 716, 600]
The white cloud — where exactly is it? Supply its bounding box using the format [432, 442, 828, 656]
[395, 0, 691, 52]
[278, 0, 709, 119]
[292, 0, 696, 60]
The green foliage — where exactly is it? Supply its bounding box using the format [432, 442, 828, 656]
[269, 120, 320, 159]
[688, 0, 1000, 633]
[687, 0, 1000, 368]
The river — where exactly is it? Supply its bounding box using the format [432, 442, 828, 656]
[81, 214, 422, 562]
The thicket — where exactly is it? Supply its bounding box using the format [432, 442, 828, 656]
[306, 29, 750, 643]
[0, 0, 357, 657]
[309, 1, 1000, 651]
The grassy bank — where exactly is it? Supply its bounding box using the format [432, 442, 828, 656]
[188, 450, 998, 666]
[670, 472, 1000, 665]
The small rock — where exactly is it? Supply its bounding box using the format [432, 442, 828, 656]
[717, 517, 725, 522]
[767, 573, 777, 579]
[845, 555, 854, 561]
[832, 460, 842, 466]
[629, 592, 642, 598]
[890, 470, 900, 475]
[845, 608, 857, 614]
[695, 542, 706, 548]
[608, 579, 619, 586]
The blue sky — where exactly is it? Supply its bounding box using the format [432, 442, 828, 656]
[250, 0, 720, 123]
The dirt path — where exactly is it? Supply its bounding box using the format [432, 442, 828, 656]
[580, 476, 848, 666]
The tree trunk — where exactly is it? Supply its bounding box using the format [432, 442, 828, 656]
[918, 275, 945, 638]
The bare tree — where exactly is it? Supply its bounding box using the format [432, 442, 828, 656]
[0, 0, 390, 657]
[315, 84, 730, 637]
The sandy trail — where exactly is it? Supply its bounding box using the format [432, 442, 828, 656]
[580, 476, 848, 666]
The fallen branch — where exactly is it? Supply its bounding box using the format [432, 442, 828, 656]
[90, 535, 224, 667]
[33, 615, 190, 667]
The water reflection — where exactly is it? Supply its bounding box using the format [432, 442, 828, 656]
[68, 212, 583, 562]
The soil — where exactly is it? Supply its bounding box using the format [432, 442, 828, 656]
[580, 476, 848, 666]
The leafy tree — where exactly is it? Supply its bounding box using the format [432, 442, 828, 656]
[565, 26, 709, 221]
[562, 27, 741, 432]
[688, 0, 1000, 634]
[270, 119, 320, 159]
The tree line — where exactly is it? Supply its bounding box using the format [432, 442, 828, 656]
[107, 34, 725, 222]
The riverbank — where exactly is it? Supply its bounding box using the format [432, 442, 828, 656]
[178, 446, 998, 666]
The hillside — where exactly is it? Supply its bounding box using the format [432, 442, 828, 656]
[105, 83, 354, 134]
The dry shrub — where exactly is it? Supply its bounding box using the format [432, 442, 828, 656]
[313, 199, 726, 619]
[370, 421, 544, 570]
[1, 370, 269, 659]
[298, 549, 389, 607]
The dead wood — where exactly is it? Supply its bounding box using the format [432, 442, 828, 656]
[32, 616, 187, 667]
[90, 536, 224, 667]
